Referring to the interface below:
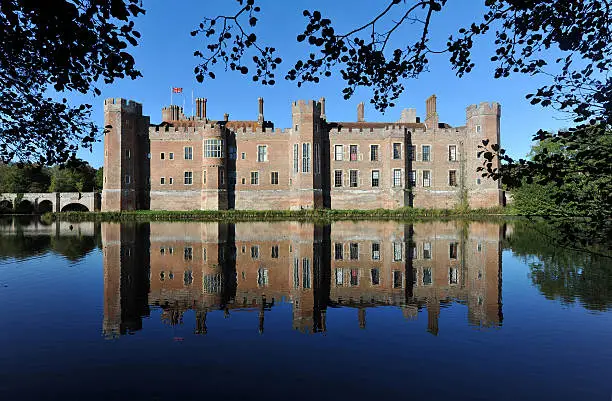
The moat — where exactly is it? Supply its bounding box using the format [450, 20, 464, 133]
[0, 217, 610, 400]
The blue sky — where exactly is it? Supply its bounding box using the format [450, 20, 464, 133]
[73, 0, 570, 167]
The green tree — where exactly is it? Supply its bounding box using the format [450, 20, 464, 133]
[1, 0, 144, 164]
[95, 167, 104, 190]
[48, 160, 97, 192]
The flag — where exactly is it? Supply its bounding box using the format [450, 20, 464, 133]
[172, 87, 183, 93]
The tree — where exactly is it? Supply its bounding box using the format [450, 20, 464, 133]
[0, 0, 144, 165]
[95, 167, 104, 191]
[193, 0, 611, 243]
[48, 160, 97, 193]
[0, 163, 50, 193]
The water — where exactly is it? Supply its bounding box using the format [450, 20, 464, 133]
[0, 217, 610, 401]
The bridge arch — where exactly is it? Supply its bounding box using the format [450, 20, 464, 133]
[38, 200, 54, 213]
[61, 203, 90, 212]
[0, 200, 13, 213]
[15, 199, 35, 214]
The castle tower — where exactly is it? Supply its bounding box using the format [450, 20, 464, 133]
[290, 100, 325, 209]
[201, 126, 229, 210]
[102, 98, 150, 211]
[465, 102, 503, 207]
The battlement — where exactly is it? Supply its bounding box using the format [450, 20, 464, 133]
[234, 126, 291, 136]
[149, 124, 223, 137]
[466, 102, 501, 118]
[104, 98, 142, 115]
[291, 99, 322, 115]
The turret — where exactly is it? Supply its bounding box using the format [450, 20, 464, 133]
[102, 98, 150, 211]
[425, 94, 439, 128]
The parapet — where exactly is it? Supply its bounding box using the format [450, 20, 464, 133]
[466, 102, 501, 118]
[104, 98, 143, 115]
[291, 99, 322, 115]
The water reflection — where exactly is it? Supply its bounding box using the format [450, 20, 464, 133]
[101, 221, 504, 337]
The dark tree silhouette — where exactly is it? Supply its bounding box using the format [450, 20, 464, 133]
[0, 0, 144, 164]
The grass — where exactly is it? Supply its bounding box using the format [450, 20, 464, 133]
[45, 206, 511, 223]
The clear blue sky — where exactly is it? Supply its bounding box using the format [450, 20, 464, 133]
[73, 0, 570, 168]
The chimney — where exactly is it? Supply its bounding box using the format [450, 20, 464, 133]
[195, 98, 201, 118]
[425, 94, 439, 127]
[357, 102, 365, 122]
[258, 97, 264, 124]
[320, 97, 326, 120]
[224, 113, 229, 122]
[195, 97, 207, 120]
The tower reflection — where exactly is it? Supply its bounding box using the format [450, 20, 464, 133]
[102, 221, 503, 338]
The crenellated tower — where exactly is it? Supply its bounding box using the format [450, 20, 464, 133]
[290, 100, 326, 209]
[102, 98, 150, 211]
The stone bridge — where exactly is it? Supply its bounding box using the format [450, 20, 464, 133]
[0, 192, 100, 213]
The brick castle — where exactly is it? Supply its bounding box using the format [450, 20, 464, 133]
[102, 95, 502, 211]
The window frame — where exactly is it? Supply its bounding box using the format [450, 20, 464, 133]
[392, 143, 402, 160]
[184, 171, 193, 185]
[184, 146, 193, 160]
[250, 171, 259, 185]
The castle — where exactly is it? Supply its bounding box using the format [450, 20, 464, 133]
[102, 95, 502, 211]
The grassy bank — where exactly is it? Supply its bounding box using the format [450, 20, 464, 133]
[45, 207, 511, 223]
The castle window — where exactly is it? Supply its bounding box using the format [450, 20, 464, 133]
[334, 243, 343, 260]
[350, 145, 358, 161]
[184, 171, 193, 185]
[393, 143, 402, 159]
[371, 242, 380, 260]
[334, 145, 343, 161]
[393, 242, 403, 261]
[409, 170, 416, 187]
[423, 242, 432, 259]
[229, 146, 237, 160]
[302, 143, 311, 173]
[350, 242, 359, 260]
[124, 175, 131, 184]
[302, 258, 311, 289]
[202, 248, 207, 261]
[169, 177, 173, 185]
[160, 152, 165, 160]
[160, 177, 165, 185]
[125, 149, 131, 159]
[476, 178, 481, 185]
[448, 145, 457, 161]
[450, 242, 458, 259]
[241, 152, 246, 160]
[393, 271, 403, 288]
[408, 145, 416, 161]
[450, 267, 459, 285]
[257, 268, 269, 287]
[184, 270, 193, 286]
[257, 145, 268, 162]
[219, 168, 224, 185]
[202, 170, 206, 184]
[476, 125, 482, 133]
[293, 144, 299, 173]
[449, 170, 457, 186]
[271, 245, 279, 258]
[422, 145, 431, 161]
[184, 146, 193, 160]
[336, 268, 343, 286]
[423, 268, 432, 286]
[250, 171, 259, 185]
[160, 247, 165, 255]
[271, 171, 279, 185]
[350, 170, 358, 187]
[371, 170, 380, 187]
[184, 247, 193, 260]
[294, 258, 300, 288]
[371, 268, 380, 285]
[295, 124, 299, 131]
[422, 170, 431, 187]
[350, 269, 359, 286]
[334, 170, 343, 187]
[204, 139, 223, 158]
[314, 143, 320, 174]
[251, 246, 260, 259]
[241, 177, 246, 185]
[393, 169, 402, 187]
[370, 144, 379, 161]
[169, 152, 174, 160]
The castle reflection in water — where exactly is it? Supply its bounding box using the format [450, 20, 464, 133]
[102, 221, 504, 337]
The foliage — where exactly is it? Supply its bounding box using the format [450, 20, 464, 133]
[95, 167, 104, 190]
[0, 159, 97, 193]
[0, 0, 144, 164]
[506, 220, 612, 311]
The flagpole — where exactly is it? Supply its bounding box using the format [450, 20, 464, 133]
[170, 86, 173, 106]
[191, 89, 194, 118]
